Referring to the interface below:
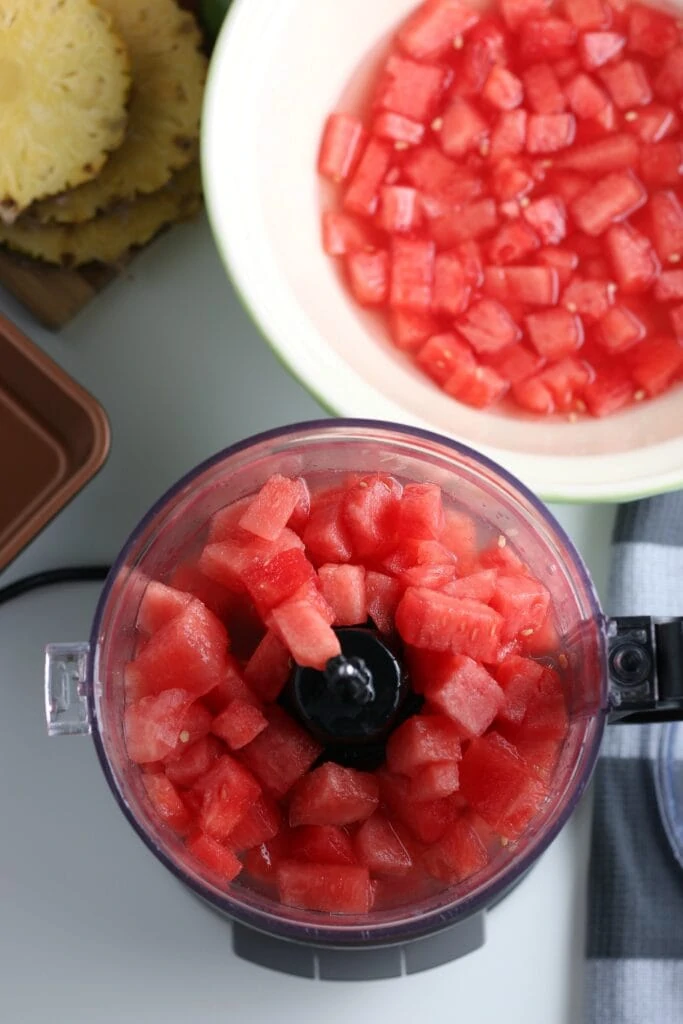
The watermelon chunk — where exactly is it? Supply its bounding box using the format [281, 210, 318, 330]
[125, 689, 195, 764]
[137, 582, 192, 635]
[639, 141, 683, 187]
[377, 186, 422, 233]
[211, 699, 268, 751]
[439, 97, 489, 157]
[390, 238, 436, 312]
[322, 211, 375, 257]
[229, 794, 281, 852]
[490, 157, 534, 201]
[489, 109, 528, 158]
[396, 587, 503, 661]
[484, 266, 560, 306]
[199, 529, 304, 593]
[423, 817, 489, 882]
[459, 731, 548, 838]
[277, 861, 372, 914]
[165, 735, 224, 789]
[343, 139, 392, 217]
[354, 813, 413, 876]
[417, 332, 476, 385]
[457, 298, 521, 353]
[522, 195, 567, 245]
[523, 63, 566, 115]
[318, 564, 367, 626]
[425, 654, 505, 736]
[627, 104, 678, 145]
[342, 475, 401, 559]
[537, 246, 579, 285]
[318, 113, 366, 182]
[365, 570, 403, 634]
[564, 73, 613, 128]
[495, 654, 546, 726]
[268, 591, 341, 670]
[570, 170, 646, 235]
[398, 0, 480, 61]
[564, 0, 610, 30]
[381, 773, 462, 843]
[347, 250, 390, 306]
[443, 569, 498, 602]
[489, 574, 550, 641]
[373, 113, 425, 147]
[504, 667, 569, 742]
[629, 336, 683, 396]
[409, 761, 460, 801]
[655, 270, 683, 302]
[597, 304, 647, 353]
[196, 755, 261, 841]
[241, 548, 317, 619]
[386, 714, 462, 775]
[515, 737, 562, 782]
[142, 774, 191, 833]
[289, 763, 379, 827]
[489, 219, 541, 263]
[243, 834, 290, 884]
[483, 66, 524, 111]
[578, 31, 626, 70]
[444, 361, 509, 409]
[239, 707, 322, 797]
[605, 224, 659, 294]
[526, 112, 576, 152]
[376, 54, 449, 120]
[654, 46, 683, 102]
[599, 60, 653, 110]
[561, 276, 613, 323]
[289, 825, 356, 866]
[239, 631, 290, 703]
[302, 489, 354, 566]
[433, 251, 471, 317]
[390, 310, 440, 351]
[649, 190, 683, 263]
[186, 833, 242, 882]
[440, 508, 478, 569]
[525, 308, 584, 359]
[397, 483, 445, 541]
[162, 701, 213, 761]
[500, 0, 550, 30]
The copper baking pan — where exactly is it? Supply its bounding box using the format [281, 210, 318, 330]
[0, 315, 110, 570]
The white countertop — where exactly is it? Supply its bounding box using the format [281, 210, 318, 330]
[0, 215, 617, 1023]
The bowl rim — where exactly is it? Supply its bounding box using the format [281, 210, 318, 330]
[201, 0, 683, 504]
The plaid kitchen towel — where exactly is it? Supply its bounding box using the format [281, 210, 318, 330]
[585, 492, 683, 1024]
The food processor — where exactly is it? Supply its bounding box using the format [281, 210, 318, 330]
[44, 420, 683, 979]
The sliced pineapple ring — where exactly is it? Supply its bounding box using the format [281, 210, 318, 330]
[0, 163, 201, 266]
[0, 0, 131, 222]
[33, 0, 207, 225]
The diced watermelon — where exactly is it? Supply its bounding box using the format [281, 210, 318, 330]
[605, 223, 658, 295]
[561, 276, 613, 322]
[430, 198, 499, 246]
[444, 361, 509, 408]
[639, 140, 683, 187]
[583, 360, 634, 415]
[379, 771, 461, 842]
[654, 46, 683, 102]
[515, 737, 562, 782]
[432, 251, 471, 316]
[628, 3, 678, 57]
[459, 731, 548, 838]
[423, 817, 489, 882]
[558, 133, 639, 176]
[199, 529, 304, 593]
[396, 483, 445, 542]
[347, 250, 389, 306]
[322, 212, 376, 257]
[489, 219, 541, 263]
[390, 310, 440, 351]
[137, 582, 192, 635]
[377, 186, 422, 234]
[238, 707, 322, 799]
[519, 18, 577, 62]
[277, 861, 371, 914]
[417, 332, 475, 384]
[196, 755, 261, 841]
[537, 245, 579, 285]
[443, 569, 499, 602]
[425, 654, 505, 736]
[522, 63, 566, 115]
[243, 834, 290, 883]
[525, 307, 583, 359]
[302, 489, 353, 565]
[489, 573, 551, 641]
[600, 59, 653, 112]
[373, 112, 425, 146]
[511, 376, 553, 414]
[655, 270, 683, 301]
[375, 54, 448, 122]
[125, 602, 228, 701]
[649, 190, 683, 262]
[483, 66, 524, 110]
[269, 591, 340, 670]
[500, 0, 550, 30]
[289, 763, 379, 827]
[597, 304, 647, 352]
[211, 699, 268, 751]
[564, 73, 612, 128]
[484, 266, 560, 306]
[629, 335, 683, 395]
[289, 825, 356, 866]
[165, 735, 224, 789]
[526, 113, 576, 153]
[241, 547, 317, 619]
[495, 654, 546, 725]
[490, 109, 528, 158]
[570, 170, 646, 235]
[355, 813, 413, 876]
[396, 587, 503, 661]
[398, 0, 480, 61]
[341, 475, 401, 559]
[537, 357, 590, 410]
[390, 238, 435, 311]
[343, 139, 392, 217]
[317, 564, 367, 626]
[504, 667, 569, 741]
[439, 97, 489, 157]
[142, 773, 191, 833]
[162, 701, 213, 762]
[627, 104, 678, 144]
[186, 833, 242, 882]
[564, 0, 610, 30]
[386, 714, 462, 775]
[490, 156, 535, 200]
[457, 298, 521, 353]
[365, 570, 403, 634]
[440, 508, 478, 569]
[243, 630, 292, 703]
[408, 760, 460, 801]
[404, 147, 480, 205]
[229, 794, 281, 852]
[318, 113, 366, 182]
[578, 31, 626, 70]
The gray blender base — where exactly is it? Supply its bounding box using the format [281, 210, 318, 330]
[232, 913, 485, 979]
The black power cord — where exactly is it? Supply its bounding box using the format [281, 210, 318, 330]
[0, 566, 112, 608]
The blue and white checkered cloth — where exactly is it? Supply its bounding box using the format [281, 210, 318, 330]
[585, 493, 683, 1023]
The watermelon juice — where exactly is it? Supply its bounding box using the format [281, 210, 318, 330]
[116, 441, 590, 918]
[318, 0, 683, 419]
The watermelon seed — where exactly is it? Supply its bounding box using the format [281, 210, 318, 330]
[479, 141, 490, 157]
[540, 159, 553, 169]
[497, 534, 507, 548]
[431, 117, 443, 131]
[624, 111, 637, 122]
[668, 253, 681, 263]
[607, 282, 618, 299]
[179, 730, 190, 743]
[519, 196, 530, 208]
[565, 301, 578, 313]
[559, 654, 569, 669]
[394, 141, 409, 151]
[521, 628, 534, 636]
[567, 412, 578, 423]
[453, 34, 464, 49]
[634, 389, 646, 401]
[575, 399, 587, 412]
[500, 836, 509, 847]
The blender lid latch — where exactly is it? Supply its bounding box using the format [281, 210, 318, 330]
[607, 617, 683, 725]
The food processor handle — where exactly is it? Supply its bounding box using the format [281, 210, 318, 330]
[606, 617, 683, 725]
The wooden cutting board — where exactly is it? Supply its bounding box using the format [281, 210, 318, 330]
[0, 0, 212, 332]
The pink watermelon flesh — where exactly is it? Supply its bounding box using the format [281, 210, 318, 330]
[269, 593, 341, 669]
[409, 760, 461, 801]
[238, 474, 308, 541]
[423, 817, 489, 883]
[289, 762, 380, 827]
[241, 548, 317, 618]
[198, 530, 304, 593]
[302, 490, 354, 565]
[289, 825, 357, 866]
[276, 861, 372, 914]
[495, 654, 546, 725]
[354, 813, 413, 876]
[318, 563, 367, 625]
[137, 582, 192, 635]
[164, 735, 224, 789]
[459, 731, 548, 838]
[211, 699, 268, 750]
[365, 570, 403, 633]
[238, 707, 322, 797]
[425, 653, 505, 736]
[196, 754, 262, 841]
[396, 587, 503, 661]
[229, 794, 281, 851]
[124, 688, 195, 763]
[243, 630, 292, 702]
[386, 714, 462, 775]
[490, 573, 551, 640]
[342, 475, 401, 558]
[397, 483, 446, 540]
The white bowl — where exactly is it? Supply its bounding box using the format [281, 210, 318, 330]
[202, 0, 683, 502]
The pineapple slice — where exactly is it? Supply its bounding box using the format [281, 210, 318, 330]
[0, 163, 201, 265]
[0, 0, 131, 223]
[33, 0, 207, 225]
